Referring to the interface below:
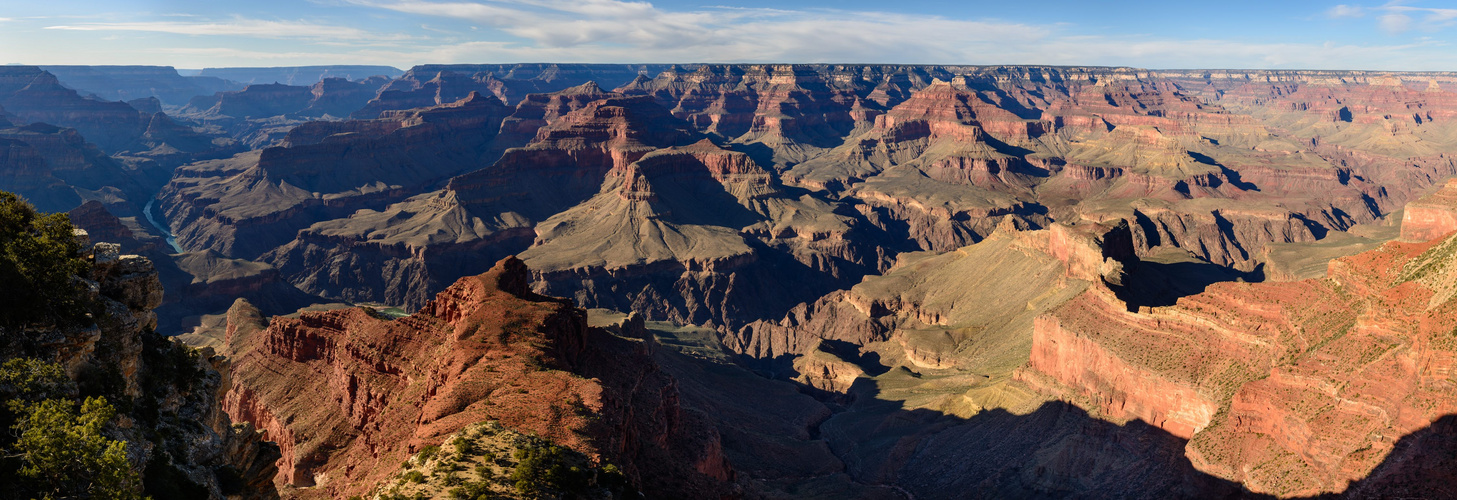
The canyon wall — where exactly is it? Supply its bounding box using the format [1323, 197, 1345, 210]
[217, 258, 734, 498]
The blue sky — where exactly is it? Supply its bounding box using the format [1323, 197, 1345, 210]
[2, 0, 1455, 70]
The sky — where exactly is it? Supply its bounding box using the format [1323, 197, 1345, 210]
[1, 0, 1456, 70]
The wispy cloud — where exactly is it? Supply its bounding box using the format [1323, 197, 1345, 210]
[1379, 13, 1413, 33]
[326, 0, 1456, 69]
[11, 0, 1457, 70]
[1327, 5, 1365, 18]
[1387, 4, 1457, 30]
[44, 17, 410, 41]
[1326, 1, 1457, 34]
[350, 0, 1050, 62]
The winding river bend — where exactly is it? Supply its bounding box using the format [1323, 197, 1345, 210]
[143, 197, 184, 254]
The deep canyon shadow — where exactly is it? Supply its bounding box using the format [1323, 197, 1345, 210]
[677, 343, 1457, 498]
[665, 342, 1265, 499]
[1115, 258, 1265, 309]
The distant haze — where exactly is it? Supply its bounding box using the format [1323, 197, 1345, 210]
[193, 66, 405, 85]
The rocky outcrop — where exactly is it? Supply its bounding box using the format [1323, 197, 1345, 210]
[1400, 178, 1457, 242]
[216, 258, 733, 498]
[301, 76, 392, 118]
[0, 227, 278, 499]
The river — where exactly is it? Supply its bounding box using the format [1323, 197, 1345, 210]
[142, 197, 184, 254]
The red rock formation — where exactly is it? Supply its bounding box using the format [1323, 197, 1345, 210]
[1400, 178, 1457, 242]
[1025, 229, 1457, 496]
[220, 258, 732, 498]
[621, 64, 883, 166]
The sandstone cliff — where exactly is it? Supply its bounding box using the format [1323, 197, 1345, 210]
[1024, 213, 1457, 495]
[215, 258, 733, 498]
[1400, 177, 1457, 242]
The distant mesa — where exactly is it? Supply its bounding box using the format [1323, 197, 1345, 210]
[41, 64, 240, 106]
[192, 65, 404, 86]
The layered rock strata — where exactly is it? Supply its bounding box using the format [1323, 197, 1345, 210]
[160, 92, 513, 259]
[216, 258, 733, 498]
[1024, 214, 1457, 495]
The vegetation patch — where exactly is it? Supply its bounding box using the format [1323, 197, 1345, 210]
[373, 421, 632, 500]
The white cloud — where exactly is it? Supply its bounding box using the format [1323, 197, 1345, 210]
[1327, 2, 1457, 34]
[43, 17, 411, 41]
[324, 0, 1457, 70]
[1327, 5, 1365, 18]
[1379, 13, 1413, 33]
[12, 0, 1457, 70]
[1387, 4, 1457, 31]
[351, 0, 1050, 62]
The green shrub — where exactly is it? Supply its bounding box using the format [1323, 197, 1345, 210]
[402, 470, 425, 484]
[449, 479, 493, 500]
[508, 442, 592, 496]
[13, 396, 141, 499]
[513, 478, 534, 496]
[0, 192, 89, 329]
[599, 463, 627, 490]
[452, 435, 476, 455]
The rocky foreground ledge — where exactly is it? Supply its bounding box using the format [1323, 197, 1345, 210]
[2, 228, 279, 498]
